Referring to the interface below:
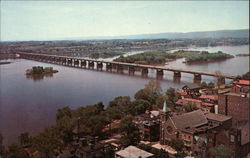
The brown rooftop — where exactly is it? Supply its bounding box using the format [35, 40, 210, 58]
[171, 110, 208, 131]
[205, 112, 232, 122]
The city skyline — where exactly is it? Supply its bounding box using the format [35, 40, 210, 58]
[1, 1, 249, 41]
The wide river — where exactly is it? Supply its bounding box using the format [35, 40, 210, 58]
[0, 45, 249, 145]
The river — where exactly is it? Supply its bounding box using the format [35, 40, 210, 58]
[0, 45, 249, 145]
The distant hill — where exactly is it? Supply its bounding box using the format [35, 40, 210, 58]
[67, 29, 249, 40]
[118, 29, 249, 39]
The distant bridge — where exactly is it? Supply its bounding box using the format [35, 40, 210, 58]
[18, 52, 237, 83]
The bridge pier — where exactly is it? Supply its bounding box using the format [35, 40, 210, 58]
[128, 66, 135, 75]
[194, 74, 202, 80]
[141, 68, 148, 77]
[106, 63, 112, 71]
[174, 71, 181, 78]
[88, 61, 94, 69]
[156, 69, 164, 80]
[193, 74, 202, 84]
[74, 59, 79, 67]
[81, 60, 87, 67]
[62, 58, 67, 65]
[97, 62, 103, 70]
[117, 65, 124, 73]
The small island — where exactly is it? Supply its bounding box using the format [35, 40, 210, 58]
[0, 61, 12, 65]
[26, 66, 58, 75]
[26, 66, 58, 81]
[114, 50, 234, 65]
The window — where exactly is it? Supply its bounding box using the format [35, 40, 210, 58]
[230, 135, 235, 142]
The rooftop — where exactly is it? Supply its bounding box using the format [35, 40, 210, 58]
[205, 112, 232, 122]
[171, 110, 208, 131]
[115, 145, 154, 158]
[233, 80, 250, 86]
[199, 94, 218, 100]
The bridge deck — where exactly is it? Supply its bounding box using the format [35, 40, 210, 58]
[19, 52, 236, 79]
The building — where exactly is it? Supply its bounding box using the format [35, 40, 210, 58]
[159, 101, 248, 157]
[182, 84, 201, 96]
[133, 110, 160, 142]
[218, 79, 250, 157]
[115, 145, 154, 158]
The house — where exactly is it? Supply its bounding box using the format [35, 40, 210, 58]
[182, 84, 201, 96]
[115, 145, 154, 158]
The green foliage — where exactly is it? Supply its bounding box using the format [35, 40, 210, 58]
[32, 126, 62, 157]
[135, 80, 162, 105]
[130, 99, 151, 115]
[109, 96, 131, 107]
[200, 81, 208, 88]
[183, 102, 197, 112]
[32, 66, 44, 74]
[114, 51, 176, 65]
[168, 139, 184, 152]
[209, 144, 233, 158]
[166, 87, 180, 105]
[4, 144, 29, 158]
[207, 82, 215, 89]
[27, 66, 58, 75]
[89, 52, 124, 59]
[18, 132, 31, 147]
[119, 116, 140, 147]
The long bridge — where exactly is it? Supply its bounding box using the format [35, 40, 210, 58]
[18, 52, 237, 84]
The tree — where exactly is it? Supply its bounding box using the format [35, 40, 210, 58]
[200, 81, 208, 88]
[18, 132, 31, 147]
[207, 82, 215, 89]
[242, 71, 250, 80]
[33, 126, 62, 157]
[119, 116, 140, 147]
[145, 80, 162, 96]
[109, 96, 131, 107]
[155, 94, 167, 109]
[134, 88, 151, 102]
[135, 80, 162, 104]
[131, 99, 151, 115]
[56, 106, 72, 122]
[166, 87, 180, 105]
[0, 132, 4, 156]
[169, 139, 184, 152]
[209, 144, 232, 158]
[5, 144, 29, 158]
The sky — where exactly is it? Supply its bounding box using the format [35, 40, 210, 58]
[0, 1, 249, 41]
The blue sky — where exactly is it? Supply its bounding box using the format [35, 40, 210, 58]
[0, 1, 249, 41]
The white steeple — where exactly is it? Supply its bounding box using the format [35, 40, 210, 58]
[163, 101, 168, 112]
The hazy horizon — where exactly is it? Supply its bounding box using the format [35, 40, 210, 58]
[1, 1, 249, 41]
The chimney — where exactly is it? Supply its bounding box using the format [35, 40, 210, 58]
[214, 105, 218, 114]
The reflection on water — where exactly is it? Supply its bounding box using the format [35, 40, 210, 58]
[26, 73, 54, 81]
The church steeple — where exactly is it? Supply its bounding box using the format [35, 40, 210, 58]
[162, 101, 170, 113]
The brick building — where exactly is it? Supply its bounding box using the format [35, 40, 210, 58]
[218, 79, 250, 157]
[159, 101, 247, 157]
